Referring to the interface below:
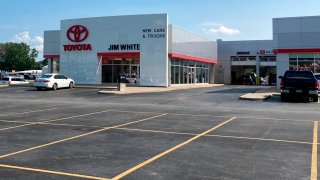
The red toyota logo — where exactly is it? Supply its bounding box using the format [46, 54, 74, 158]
[66, 25, 89, 42]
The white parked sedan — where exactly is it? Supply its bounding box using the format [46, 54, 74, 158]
[34, 73, 75, 90]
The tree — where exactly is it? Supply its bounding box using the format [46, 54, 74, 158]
[0, 42, 39, 71]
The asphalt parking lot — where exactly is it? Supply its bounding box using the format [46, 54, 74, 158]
[0, 85, 319, 179]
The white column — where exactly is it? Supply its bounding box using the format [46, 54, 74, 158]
[276, 53, 289, 89]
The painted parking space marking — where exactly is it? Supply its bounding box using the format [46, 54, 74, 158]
[0, 113, 167, 159]
[1, 118, 314, 146]
[311, 121, 318, 180]
[0, 114, 319, 145]
[110, 110, 315, 123]
[0, 164, 110, 180]
[0, 108, 58, 117]
[0, 120, 32, 124]
[0, 124, 34, 131]
[115, 127, 314, 145]
[112, 117, 236, 180]
[0, 109, 112, 131]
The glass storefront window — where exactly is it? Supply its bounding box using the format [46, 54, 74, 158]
[289, 53, 298, 60]
[170, 59, 210, 85]
[248, 57, 256, 61]
[289, 53, 320, 73]
[316, 54, 320, 73]
[239, 57, 247, 61]
[269, 57, 276, 62]
[298, 53, 314, 60]
[102, 58, 140, 84]
[260, 56, 276, 62]
[231, 56, 239, 61]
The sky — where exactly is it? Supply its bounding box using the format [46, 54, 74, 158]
[0, 0, 320, 60]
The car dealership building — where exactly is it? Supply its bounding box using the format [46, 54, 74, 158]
[44, 14, 320, 87]
[216, 15, 320, 87]
[43, 14, 217, 87]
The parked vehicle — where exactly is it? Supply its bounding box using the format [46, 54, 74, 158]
[241, 75, 254, 85]
[0, 76, 29, 85]
[279, 70, 318, 102]
[126, 75, 139, 84]
[314, 73, 320, 90]
[33, 73, 75, 90]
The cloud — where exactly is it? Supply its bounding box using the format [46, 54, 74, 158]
[201, 23, 240, 35]
[11, 31, 44, 52]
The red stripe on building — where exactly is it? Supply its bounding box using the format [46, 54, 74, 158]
[273, 48, 320, 53]
[44, 55, 60, 58]
[97, 52, 140, 58]
[169, 53, 218, 64]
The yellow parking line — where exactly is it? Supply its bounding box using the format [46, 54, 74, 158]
[110, 110, 314, 123]
[0, 164, 110, 180]
[112, 117, 236, 180]
[0, 120, 33, 124]
[116, 127, 313, 145]
[38, 122, 103, 128]
[109, 110, 163, 115]
[0, 124, 34, 131]
[207, 134, 313, 145]
[116, 127, 196, 136]
[0, 110, 112, 131]
[311, 121, 318, 180]
[42, 110, 111, 123]
[0, 113, 167, 159]
[3, 120, 312, 146]
[0, 108, 58, 117]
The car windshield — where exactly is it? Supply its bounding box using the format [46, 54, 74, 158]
[41, 75, 53, 78]
[286, 71, 314, 79]
[315, 75, 320, 80]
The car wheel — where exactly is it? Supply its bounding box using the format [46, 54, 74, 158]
[36, 87, 42, 91]
[312, 95, 318, 102]
[52, 83, 58, 91]
[69, 82, 74, 88]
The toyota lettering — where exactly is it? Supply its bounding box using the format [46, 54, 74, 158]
[63, 25, 92, 51]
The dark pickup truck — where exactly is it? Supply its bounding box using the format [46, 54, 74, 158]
[280, 70, 319, 102]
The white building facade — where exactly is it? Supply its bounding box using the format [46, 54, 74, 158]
[273, 16, 320, 87]
[43, 14, 218, 87]
[217, 40, 275, 84]
[216, 15, 320, 87]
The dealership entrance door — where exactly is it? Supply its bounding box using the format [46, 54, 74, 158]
[101, 58, 140, 84]
[98, 52, 140, 85]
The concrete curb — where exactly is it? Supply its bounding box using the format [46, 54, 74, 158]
[239, 93, 273, 101]
[239, 87, 279, 101]
[97, 84, 224, 95]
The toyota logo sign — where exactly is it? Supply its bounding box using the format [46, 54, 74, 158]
[66, 25, 89, 42]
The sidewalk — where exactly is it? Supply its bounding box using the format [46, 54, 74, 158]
[93, 84, 224, 94]
[239, 87, 280, 101]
